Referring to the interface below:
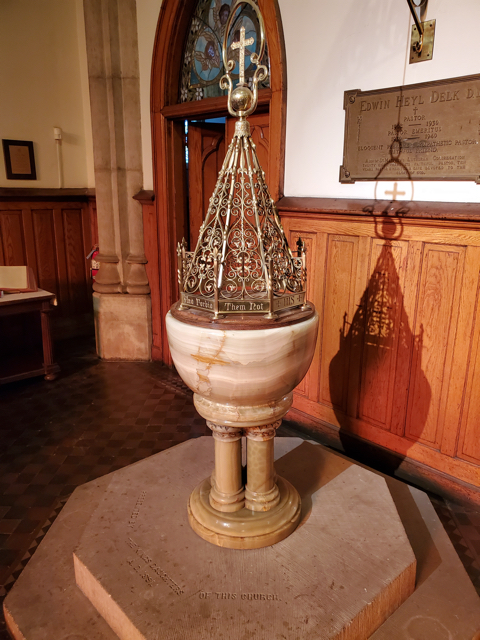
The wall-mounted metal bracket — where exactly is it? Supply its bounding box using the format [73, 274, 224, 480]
[410, 19, 436, 63]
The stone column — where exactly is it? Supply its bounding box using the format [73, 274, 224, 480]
[244, 421, 281, 512]
[83, 0, 151, 360]
[207, 422, 245, 513]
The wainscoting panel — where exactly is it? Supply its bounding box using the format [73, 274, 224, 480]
[32, 209, 58, 295]
[405, 244, 465, 450]
[0, 211, 26, 265]
[0, 195, 94, 338]
[359, 239, 408, 432]
[457, 254, 480, 465]
[281, 206, 480, 491]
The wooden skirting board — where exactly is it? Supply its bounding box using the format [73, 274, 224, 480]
[287, 405, 480, 507]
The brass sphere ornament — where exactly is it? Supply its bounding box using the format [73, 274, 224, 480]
[230, 85, 253, 112]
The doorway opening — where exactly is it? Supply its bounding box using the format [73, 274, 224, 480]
[184, 117, 227, 250]
[150, 0, 286, 363]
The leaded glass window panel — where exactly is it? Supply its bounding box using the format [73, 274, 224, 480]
[180, 0, 270, 103]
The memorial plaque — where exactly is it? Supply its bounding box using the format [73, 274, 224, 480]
[340, 74, 480, 183]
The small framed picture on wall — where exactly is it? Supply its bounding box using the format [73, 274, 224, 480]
[2, 139, 37, 180]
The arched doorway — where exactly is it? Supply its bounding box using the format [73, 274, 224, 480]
[148, 0, 287, 363]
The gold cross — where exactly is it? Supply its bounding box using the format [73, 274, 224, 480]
[231, 26, 254, 86]
[385, 182, 406, 201]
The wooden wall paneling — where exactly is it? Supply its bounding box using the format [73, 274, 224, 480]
[278, 215, 480, 247]
[161, 92, 270, 120]
[52, 207, 69, 316]
[390, 240, 423, 437]
[457, 252, 480, 464]
[441, 246, 480, 459]
[162, 117, 184, 363]
[293, 375, 480, 487]
[345, 234, 371, 421]
[32, 210, 59, 298]
[276, 197, 480, 224]
[82, 201, 95, 337]
[282, 220, 324, 402]
[276, 209, 480, 490]
[20, 208, 37, 279]
[0, 221, 4, 264]
[172, 120, 189, 250]
[0, 211, 26, 266]
[0, 196, 95, 339]
[187, 122, 225, 248]
[187, 122, 205, 249]
[81, 203, 94, 284]
[88, 197, 98, 247]
[63, 208, 90, 314]
[151, 113, 169, 363]
[405, 243, 466, 450]
[358, 239, 408, 432]
[320, 234, 360, 413]
[0, 212, 9, 263]
[258, 0, 286, 202]
[297, 232, 321, 401]
[250, 116, 270, 181]
[266, 88, 284, 202]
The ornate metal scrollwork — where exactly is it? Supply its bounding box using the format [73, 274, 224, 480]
[178, 0, 307, 318]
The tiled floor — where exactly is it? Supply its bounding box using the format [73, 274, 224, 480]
[431, 498, 480, 595]
[0, 337, 479, 639]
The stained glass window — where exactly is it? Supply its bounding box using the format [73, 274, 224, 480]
[180, 0, 270, 103]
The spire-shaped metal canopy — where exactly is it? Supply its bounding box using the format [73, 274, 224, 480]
[177, 0, 306, 319]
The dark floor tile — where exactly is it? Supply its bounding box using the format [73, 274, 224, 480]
[0, 549, 18, 568]
[3, 533, 34, 551]
[14, 519, 40, 535]
[31, 495, 58, 508]
[3, 507, 28, 521]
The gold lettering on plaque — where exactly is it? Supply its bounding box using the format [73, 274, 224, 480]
[341, 74, 480, 184]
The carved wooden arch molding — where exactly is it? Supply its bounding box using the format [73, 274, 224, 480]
[149, 0, 287, 363]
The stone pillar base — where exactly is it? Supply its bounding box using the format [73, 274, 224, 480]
[188, 474, 301, 549]
[93, 292, 152, 361]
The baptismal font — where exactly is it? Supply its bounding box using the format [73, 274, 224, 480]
[166, 0, 318, 549]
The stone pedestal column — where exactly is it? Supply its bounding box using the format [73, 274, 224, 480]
[166, 310, 319, 549]
[83, 0, 151, 360]
[207, 422, 245, 513]
[245, 422, 281, 512]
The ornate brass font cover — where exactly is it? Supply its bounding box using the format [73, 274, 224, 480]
[177, 0, 306, 318]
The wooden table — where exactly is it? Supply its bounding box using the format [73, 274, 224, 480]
[0, 289, 60, 384]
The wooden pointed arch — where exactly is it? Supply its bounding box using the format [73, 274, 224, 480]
[149, 0, 287, 362]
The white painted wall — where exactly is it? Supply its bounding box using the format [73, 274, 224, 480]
[280, 0, 480, 203]
[137, 0, 480, 202]
[0, 0, 94, 188]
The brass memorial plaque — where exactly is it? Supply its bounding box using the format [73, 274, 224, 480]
[340, 74, 480, 183]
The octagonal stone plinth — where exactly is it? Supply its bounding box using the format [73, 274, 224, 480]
[71, 438, 415, 640]
[5, 438, 480, 640]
